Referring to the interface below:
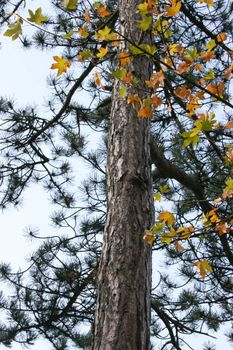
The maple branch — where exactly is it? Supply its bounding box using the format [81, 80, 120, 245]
[150, 138, 233, 267]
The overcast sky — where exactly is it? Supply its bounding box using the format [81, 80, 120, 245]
[0, 3, 232, 350]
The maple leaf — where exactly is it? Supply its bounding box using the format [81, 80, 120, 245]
[63, 29, 74, 39]
[143, 230, 156, 245]
[4, 17, 23, 40]
[216, 222, 230, 236]
[193, 260, 213, 278]
[182, 129, 200, 148]
[154, 193, 161, 202]
[206, 82, 224, 98]
[93, 72, 102, 87]
[164, 0, 182, 17]
[216, 32, 227, 43]
[159, 184, 170, 193]
[138, 106, 153, 118]
[127, 94, 141, 108]
[158, 211, 175, 227]
[123, 71, 133, 84]
[175, 241, 185, 252]
[200, 50, 215, 61]
[138, 15, 152, 31]
[222, 177, 233, 199]
[63, 0, 78, 10]
[27, 7, 47, 25]
[96, 47, 108, 58]
[186, 97, 200, 116]
[176, 61, 191, 74]
[145, 70, 164, 89]
[97, 4, 111, 17]
[151, 94, 162, 109]
[119, 84, 127, 97]
[95, 26, 112, 41]
[174, 85, 191, 100]
[160, 227, 176, 244]
[78, 26, 89, 38]
[51, 56, 71, 76]
[118, 52, 131, 67]
[197, 0, 214, 6]
[194, 112, 216, 132]
[84, 9, 90, 22]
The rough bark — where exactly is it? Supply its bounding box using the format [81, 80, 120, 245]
[93, 1, 154, 349]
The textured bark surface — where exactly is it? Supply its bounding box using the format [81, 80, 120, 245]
[93, 1, 154, 349]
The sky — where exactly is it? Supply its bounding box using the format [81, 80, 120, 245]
[0, 2, 232, 350]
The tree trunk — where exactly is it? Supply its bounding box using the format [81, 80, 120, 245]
[93, 1, 154, 349]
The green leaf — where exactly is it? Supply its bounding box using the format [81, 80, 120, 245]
[27, 7, 47, 25]
[138, 15, 152, 31]
[4, 18, 23, 40]
[119, 84, 126, 97]
[113, 69, 127, 79]
[63, 29, 74, 39]
[63, 0, 78, 10]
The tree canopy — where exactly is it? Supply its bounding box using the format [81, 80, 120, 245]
[0, 0, 232, 349]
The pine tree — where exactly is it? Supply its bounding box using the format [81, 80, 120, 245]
[0, 1, 232, 349]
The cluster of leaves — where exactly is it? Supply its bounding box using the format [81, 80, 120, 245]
[0, 0, 232, 349]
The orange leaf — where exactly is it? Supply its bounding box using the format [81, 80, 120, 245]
[84, 8, 90, 22]
[216, 32, 227, 43]
[123, 71, 133, 84]
[97, 4, 111, 17]
[164, 0, 181, 16]
[127, 94, 141, 108]
[138, 106, 153, 118]
[174, 85, 191, 100]
[118, 52, 131, 67]
[158, 211, 175, 227]
[96, 46, 108, 58]
[146, 70, 164, 89]
[175, 241, 185, 252]
[193, 260, 213, 278]
[151, 94, 162, 108]
[143, 230, 156, 245]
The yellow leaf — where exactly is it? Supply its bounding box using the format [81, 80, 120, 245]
[193, 260, 213, 278]
[4, 17, 23, 40]
[160, 227, 176, 245]
[205, 39, 216, 52]
[96, 25, 112, 41]
[159, 184, 170, 193]
[158, 211, 175, 227]
[96, 47, 108, 58]
[154, 193, 161, 201]
[164, 0, 182, 17]
[143, 230, 156, 245]
[51, 56, 71, 76]
[63, 0, 78, 10]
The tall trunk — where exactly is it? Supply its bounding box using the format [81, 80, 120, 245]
[93, 1, 154, 349]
